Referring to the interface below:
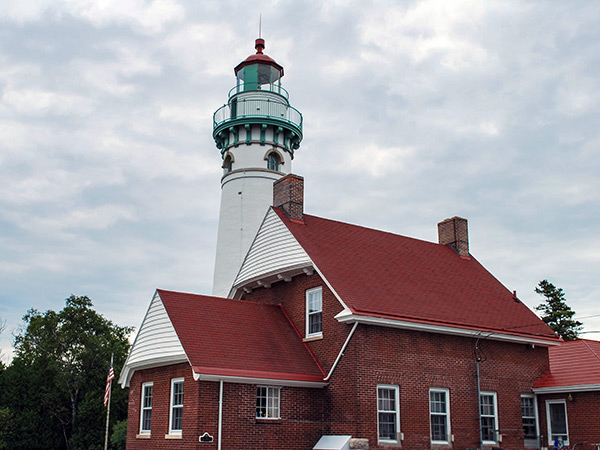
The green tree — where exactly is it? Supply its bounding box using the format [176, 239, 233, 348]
[535, 280, 583, 340]
[110, 420, 127, 450]
[0, 295, 132, 450]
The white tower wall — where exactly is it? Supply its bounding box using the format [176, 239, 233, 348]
[212, 167, 284, 297]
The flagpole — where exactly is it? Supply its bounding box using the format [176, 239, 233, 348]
[104, 354, 113, 450]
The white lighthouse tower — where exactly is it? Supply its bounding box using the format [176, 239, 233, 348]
[212, 38, 303, 297]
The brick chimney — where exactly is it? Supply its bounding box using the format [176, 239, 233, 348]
[437, 217, 469, 257]
[273, 174, 304, 221]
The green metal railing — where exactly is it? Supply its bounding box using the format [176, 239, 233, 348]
[228, 83, 290, 99]
[213, 97, 303, 132]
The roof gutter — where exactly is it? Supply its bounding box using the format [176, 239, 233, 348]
[324, 322, 358, 382]
[335, 310, 560, 347]
[532, 384, 600, 394]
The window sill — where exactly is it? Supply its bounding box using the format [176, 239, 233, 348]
[255, 418, 282, 425]
[303, 334, 323, 342]
[378, 440, 401, 447]
[136, 434, 151, 439]
[165, 433, 182, 439]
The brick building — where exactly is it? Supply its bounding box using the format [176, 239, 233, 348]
[118, 39, 599, 450]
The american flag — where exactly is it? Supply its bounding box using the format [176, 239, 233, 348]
[104, 361, 115, 407]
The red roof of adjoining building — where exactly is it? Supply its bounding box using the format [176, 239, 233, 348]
[157, 289, 324, 382]
[534, 339, 600, 389]
[274, 208, 557, 342]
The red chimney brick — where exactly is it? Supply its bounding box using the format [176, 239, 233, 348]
[437, 216, 469, 257]
[273, 174, 304, 221]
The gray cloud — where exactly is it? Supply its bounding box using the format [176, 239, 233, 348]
[1, 0, 599, 360]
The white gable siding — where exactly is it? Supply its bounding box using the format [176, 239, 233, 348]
[232, 209, 312, 290]
[119, 291, 187, 386]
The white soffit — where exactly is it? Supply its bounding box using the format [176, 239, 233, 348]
[119, 291, 187, 386]
[232, 208, 312, 290]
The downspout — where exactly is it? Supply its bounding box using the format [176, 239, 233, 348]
[324, 322, 358, 381]
[476, 357, 483, 450]
[218, 379, 223, 450]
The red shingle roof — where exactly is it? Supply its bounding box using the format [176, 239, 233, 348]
[157, 289, 325, 383]
[534, 339, 600, 389]
[274, 208, 557, 342]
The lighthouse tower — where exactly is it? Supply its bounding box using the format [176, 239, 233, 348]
[212, 38, 303, 297]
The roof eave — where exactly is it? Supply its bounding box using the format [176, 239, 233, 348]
[532, 384, 600, 394]
[335, 310, 561, 347]
[119, 355, 190, 388]
[229, 262, 314, 298]
[192, 366, 326, 388]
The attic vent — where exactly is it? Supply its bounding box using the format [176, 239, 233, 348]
[437, 216, 469, 257]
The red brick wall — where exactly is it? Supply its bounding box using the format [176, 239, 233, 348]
[342, 325, 550, 449]
[537, 391, 600, 449]
[126, 272, 553, 449]
[126, 363, 327, 450]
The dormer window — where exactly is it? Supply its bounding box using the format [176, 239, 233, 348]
[306, 287, 322, 338]
[267, 152, 280, 171]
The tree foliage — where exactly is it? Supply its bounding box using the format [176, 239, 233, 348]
[0, 295, 133, 450]
[535, 280, 583, 340]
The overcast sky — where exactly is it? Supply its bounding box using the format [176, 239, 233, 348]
[1, 0, 599, 362]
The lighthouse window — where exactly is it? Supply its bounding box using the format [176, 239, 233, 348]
[267, 153, 280, 171]
[223, 155, 232, 173]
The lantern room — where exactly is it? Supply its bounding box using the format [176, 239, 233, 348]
[233, 38, 285, 95]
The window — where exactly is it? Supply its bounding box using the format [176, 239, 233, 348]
[256, 386, 280, 419]
[223, 155, 232, 173]
[546, 399, 569, 446]
[480, 392, 498, 443]
[377, 385, 400, 443]
[306, 287, 322, 337]
[430, 388, 450, 443]
[169, 378, 184, 434]
[140, 382, 153, 434]
[521, 395, 539, 444]
[267, 153, 280, 171]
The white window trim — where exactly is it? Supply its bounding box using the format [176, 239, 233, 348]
[546, 399, 569, 446]
[480, 391, 499, 445]
[139, 382, 153, 435]
[429, 388, 451, 445]
[305, 286, 323, 338]
[377, 384, 400, 444]
[521, 394, 539, 445]
[256, 386, 281, 419]
[168, 377, 184, 435]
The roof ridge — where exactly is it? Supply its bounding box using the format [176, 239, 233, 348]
[157, 288, 281, 310]
[278, 303, 326, 377]
[275, 206, 442, 248]
[581, 339, 600, 363]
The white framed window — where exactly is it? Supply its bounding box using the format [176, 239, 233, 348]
[546, 399, 569, 446]
[169, 378, 184, 434]
[256, 386, 280, 419]
[480, 392, 498, 444]
[521, 395, 539, 445]
[430, 388, 451, 444]
[139, 382, 153, 434]
[306, 287, 322, 337]
[377, 385, 400, 443]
